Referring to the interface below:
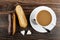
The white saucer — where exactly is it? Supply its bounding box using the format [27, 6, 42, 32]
[30, 6, 57, 33]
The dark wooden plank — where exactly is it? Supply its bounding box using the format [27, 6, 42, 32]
[0, 0, 60, 4]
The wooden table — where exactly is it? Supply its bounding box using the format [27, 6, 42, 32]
[0, 0, 60, 40]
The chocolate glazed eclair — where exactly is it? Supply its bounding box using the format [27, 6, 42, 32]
[15, 5, 28, 28]
[8, 13, 12, 35]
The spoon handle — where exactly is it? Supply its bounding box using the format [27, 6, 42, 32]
[43, 27, 50, 32]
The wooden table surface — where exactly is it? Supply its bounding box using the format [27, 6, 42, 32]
[0, 0, 60, 40]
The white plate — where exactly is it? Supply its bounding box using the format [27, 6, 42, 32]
[30, 6, 57, 33]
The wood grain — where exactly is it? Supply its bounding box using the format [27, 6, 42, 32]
[0, 0, 60, 40]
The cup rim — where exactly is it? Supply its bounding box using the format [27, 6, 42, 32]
[33, 6, 56, 28]
[35, 9, 53, 27]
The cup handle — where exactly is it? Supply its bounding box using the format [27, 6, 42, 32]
[31, 19, 37, 25]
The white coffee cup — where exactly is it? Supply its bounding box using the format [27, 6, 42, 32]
[30, 6, 57, 33]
